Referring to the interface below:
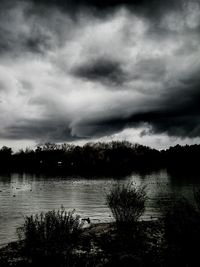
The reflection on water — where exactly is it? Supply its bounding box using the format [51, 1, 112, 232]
[0, 171, 199, 245]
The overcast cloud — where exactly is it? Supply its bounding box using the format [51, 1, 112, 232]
[0, 0, 200, 149]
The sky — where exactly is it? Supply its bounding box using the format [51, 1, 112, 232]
[0, 0, 200, 150]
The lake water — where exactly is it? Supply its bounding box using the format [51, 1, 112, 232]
[0, 170, 199, 246]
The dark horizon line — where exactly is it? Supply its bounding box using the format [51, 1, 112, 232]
[0, 140, 200, 177]
[0, 140, 200, 153]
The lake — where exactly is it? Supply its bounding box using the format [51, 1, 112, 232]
[0, 170, 199, 246]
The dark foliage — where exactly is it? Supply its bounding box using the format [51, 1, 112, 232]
[105, 183, 153, 266]
[194, 187, 200, 211]
[0, 220, 164, 267]
[163, 196, 200, 267]
[161, 144, 200, 176]
[1, 142, 200, 176]
[106, 183, 147, 227]
[0, 141, 161, 176]
[17, 207, 84, 265]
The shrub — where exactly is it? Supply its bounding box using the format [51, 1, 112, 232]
[17, 207, 84, 255]
[106, 183, 147, 226]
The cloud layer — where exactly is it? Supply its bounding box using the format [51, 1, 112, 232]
[0, 0, 200, 145]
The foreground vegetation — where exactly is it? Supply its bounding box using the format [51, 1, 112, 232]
[17, 208, 83, 259]
[0, 141, 200, 175]
[106, 183, 147, 226]
[1, 183, 200, 266]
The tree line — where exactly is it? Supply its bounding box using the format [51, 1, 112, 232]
[0, 141, 199, 176]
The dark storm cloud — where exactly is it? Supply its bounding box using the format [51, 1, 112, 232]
[73, 59, 126, 85]
[0, 0, 200, 144]
[1, 119, 76, 142]
[25, 35, 53, 54]
[0, 2, 55, 56]
[101, 78, 200, 138]
[29, 0, 196, 32]
[78, 62, 200, 139]
[30, 0, 181, 16]
[1, 0, 188, 19]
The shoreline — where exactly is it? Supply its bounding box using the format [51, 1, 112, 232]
[0, 220, 164, 266]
